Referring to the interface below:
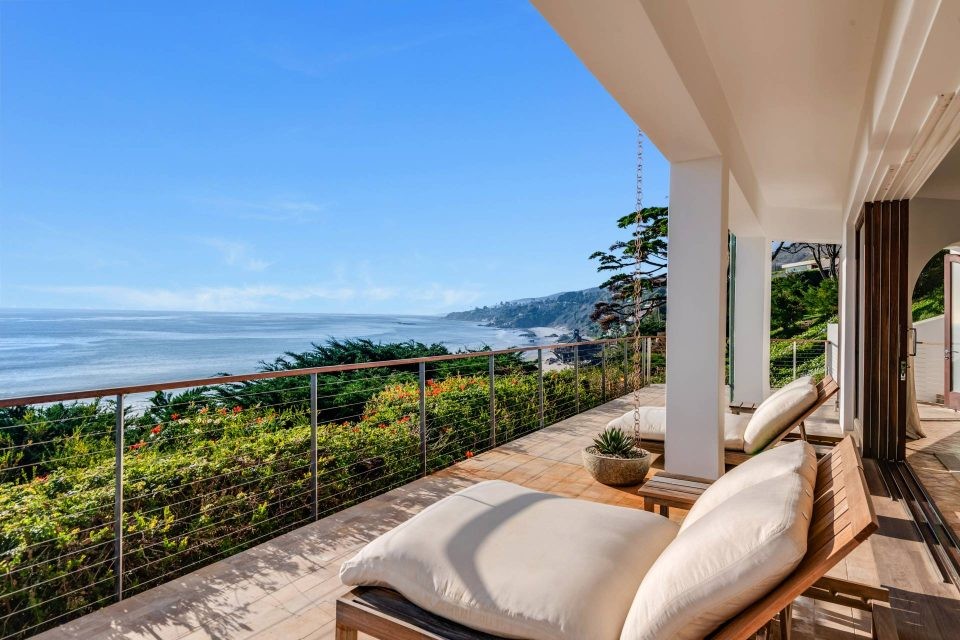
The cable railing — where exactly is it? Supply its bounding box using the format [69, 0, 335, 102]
[0, 336, 664, 640]
[769, 338, 830, 388]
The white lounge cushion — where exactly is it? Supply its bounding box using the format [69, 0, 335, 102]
[680, 440, 816, 532]
[340, 480, 679, 640]
[607, 407, 751, 451]
[620, 473, 814, 640]
[782, 375, 815, 391]
[742, 379, 818, 454]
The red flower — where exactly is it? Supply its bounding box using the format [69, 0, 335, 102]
[232, 405, 242, 414]
[378, 423, 388, 429]
[129, 441, 146, 451]
[170, 413, 181, 421]
[151, 425, 162, 435]
[426, 379, 436, 387]
[465, 451, 474, 458]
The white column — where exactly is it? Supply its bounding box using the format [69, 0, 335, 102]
[731, 236, 771, 405]
[665, 156, 728, 480]
[838, 220, 858, 433]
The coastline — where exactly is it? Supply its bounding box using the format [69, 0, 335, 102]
[0, 309, 573, 401]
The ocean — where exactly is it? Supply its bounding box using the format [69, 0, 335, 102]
[0, 309, 554, 400]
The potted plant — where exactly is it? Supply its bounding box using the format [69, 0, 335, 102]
[582, 426, 652, 486]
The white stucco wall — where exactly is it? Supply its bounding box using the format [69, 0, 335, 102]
[909, 198, 960, 299]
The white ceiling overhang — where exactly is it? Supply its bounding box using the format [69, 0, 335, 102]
[532, 0, 960, 243]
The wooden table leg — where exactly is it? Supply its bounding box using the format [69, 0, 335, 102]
[659, 504, 669, 517]
[643, 497, 654, 512]
[336, 623, 358, 640]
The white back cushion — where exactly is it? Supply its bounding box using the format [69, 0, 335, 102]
[620, 473, 814, 640]
[607, 408, 751, 451]
[340, 480, 678, 640]
[782, 375, 815, 391]
[680, 440, 816, 532]
[742, 380, 818, 454]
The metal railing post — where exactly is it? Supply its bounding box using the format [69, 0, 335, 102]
[418, 362, 427, 476]
[488, 354, 496, 448]
[310, 374, 318, 521]
[824, 340, 830, 377]
[538, 349, 545, 429]
[622, 338, 628, 395]
[114, 393, 124, 602]
[601, 343, 607, 402]
[574, 345, 580, 413]
[792, 341, 798, 380]
[645, 337, 652, 384]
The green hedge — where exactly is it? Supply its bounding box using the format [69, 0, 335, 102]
[0, 365, 611, 639]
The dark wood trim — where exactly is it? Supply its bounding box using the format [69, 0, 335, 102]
[860, 200, 908, 461]
[944, 254, 960, 410]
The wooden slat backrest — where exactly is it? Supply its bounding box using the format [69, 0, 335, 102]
[709, 435, 878, 639]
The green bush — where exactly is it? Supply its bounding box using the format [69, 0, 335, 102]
[0, 348, 612, 639]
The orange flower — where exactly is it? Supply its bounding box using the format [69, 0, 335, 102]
[217, 407, 227, 416]
[150, 425, 162, 435]
[129, 441, 146, 451]
[170, 413, 180, 421]
[465, 451, 474, 458]
[232, 405, 243, 414]
[198, 407, 209, 415]
[256, 417, 264, 424]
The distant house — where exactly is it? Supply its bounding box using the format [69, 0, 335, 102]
[780, 259, 819, 273]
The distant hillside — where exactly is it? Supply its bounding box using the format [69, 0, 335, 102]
[446, 288, 609, 331]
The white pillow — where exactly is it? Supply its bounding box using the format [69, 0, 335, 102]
[680, 440, 816, 532]
[620, 473, 814, 640]
[742, 380, 818, 454]
[340, 480, 678, 640]
[781, 375, 815, 391]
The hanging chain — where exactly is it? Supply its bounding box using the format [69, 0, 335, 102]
[632, 129, 644, 447]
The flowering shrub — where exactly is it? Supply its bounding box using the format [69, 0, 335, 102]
[0, 355, 610, 639]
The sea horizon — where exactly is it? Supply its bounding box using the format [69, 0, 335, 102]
[0, 308, 564, 400]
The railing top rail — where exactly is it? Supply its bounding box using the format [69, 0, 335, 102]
[0, 336, 655, 408]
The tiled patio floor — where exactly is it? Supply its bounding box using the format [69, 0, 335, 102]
[34, 387, 960, 640]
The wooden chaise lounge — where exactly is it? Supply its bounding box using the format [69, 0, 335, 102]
[335, 435, 888, 639]
[640, 375, 840, 466]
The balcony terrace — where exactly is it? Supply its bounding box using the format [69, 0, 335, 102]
[30, 386, 960, 640]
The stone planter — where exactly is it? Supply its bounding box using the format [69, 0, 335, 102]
[582, 446, 652, 486]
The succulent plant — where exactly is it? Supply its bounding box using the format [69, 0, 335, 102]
[591, 426, 640, 458]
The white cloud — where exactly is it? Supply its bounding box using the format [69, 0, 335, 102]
[27, 282, 484, 314]
[196, 238, 270, 272]
[191, 196, 324, 223]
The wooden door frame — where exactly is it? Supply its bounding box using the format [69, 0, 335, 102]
[860, 200, 908, 461]
[944, 254, 960, 410]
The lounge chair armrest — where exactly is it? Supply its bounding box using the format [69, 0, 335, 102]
[728, 403, 758, 415]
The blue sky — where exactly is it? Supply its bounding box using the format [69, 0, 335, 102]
[0, 0, 670, 315]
